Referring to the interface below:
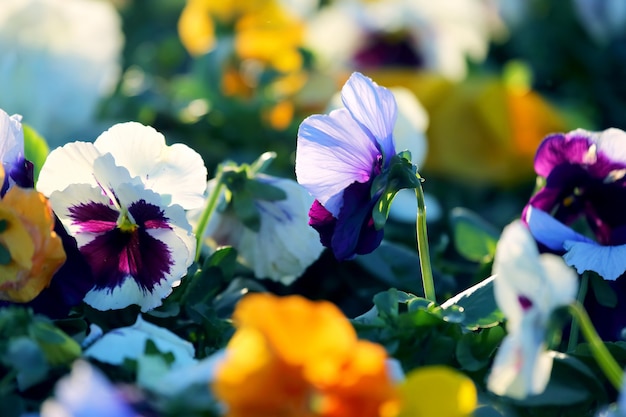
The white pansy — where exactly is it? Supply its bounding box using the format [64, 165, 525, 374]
[487, 220, 578, 399]
[194, 175, 324, 285]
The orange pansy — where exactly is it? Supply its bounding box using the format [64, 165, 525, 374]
[213, 294, 397, 417]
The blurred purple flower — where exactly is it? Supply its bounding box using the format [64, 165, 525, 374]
[295, 72, 397, 260]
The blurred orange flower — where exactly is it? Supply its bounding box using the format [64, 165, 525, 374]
[0, 167, 66, 302]
[213, 293, 397, 417]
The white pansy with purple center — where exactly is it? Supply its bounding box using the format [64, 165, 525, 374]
[36, 122, 207, 311]
[487, 220, 577, 399]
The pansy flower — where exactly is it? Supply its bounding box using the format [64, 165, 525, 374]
[0, 166, 66, 302]
[40, 360, 137, 417]
[523, 128, 626, 281]
[196, 174, 323, 284]
[296, 72, 400, 260]
[212, 293, 397, 417]
[0, 109, 32, 191]
[36, 122, 207, 312]
[487, 220, 577, 399]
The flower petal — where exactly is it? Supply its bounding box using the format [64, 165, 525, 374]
[93, 122, 208, 209]
[36, 141, 103, 196]
[524, 205, 593, 251]
[84, 316, 195, 367]
[341, 72, 397, 162]
[296, 108, 379, 215]
[562, 240, 626, 281]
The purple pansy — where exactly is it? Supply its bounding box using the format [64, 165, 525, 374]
[36, 122, 206, 312]
[522, 128, 626, 340]
[295, 72, 397, 260]
[523, 128, 626, 281]
[0, 109, 32, 192]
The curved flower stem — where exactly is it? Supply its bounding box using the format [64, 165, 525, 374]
[194, 167, 224, 262]
[567, 272, 589, 352]
[415, 181, 435, 301]
[568, 302, 623, 390]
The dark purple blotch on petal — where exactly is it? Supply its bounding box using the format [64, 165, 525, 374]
[310, 180, 384, 261]
[69, 202, 119, 233]
[518, 295, 533, 311]
[80, 200, 173, 293]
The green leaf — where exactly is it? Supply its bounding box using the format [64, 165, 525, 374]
[22, 124, 49, 183]
[370, 153, 421, 230]
[232, 191, 260, 232]
[440, 276, 503, 330]
[29, 321, 81, 366]
[588, 271, 617, 308]
[373, 288, 400, 319]
[450, 207, 499, 263]
[245, 178, 287, 201]
[456, 326, 505, 371]
[355, 241, 423, 295]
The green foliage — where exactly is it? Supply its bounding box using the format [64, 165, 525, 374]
[450, 208, 499, 263]
[22, 124, 49, 183]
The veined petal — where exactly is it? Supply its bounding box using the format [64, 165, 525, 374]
[534, 132, 593, 178]
[36, 141, 103, 196]
[93, 122, 208, 209]
[341, 72, 397, 162]
[0, 110, 24, 178]
[525, 205, 593, 251]
[563, 240, 626, 281]
[296, 108, 379, 215]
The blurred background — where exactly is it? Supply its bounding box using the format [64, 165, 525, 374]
[2, 0, 625, 313]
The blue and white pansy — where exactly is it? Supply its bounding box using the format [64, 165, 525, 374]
[487, 220, 578, 399]
[36, 122, 207, 312]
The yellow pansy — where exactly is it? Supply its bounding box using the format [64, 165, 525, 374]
[0, 169, 66, 302]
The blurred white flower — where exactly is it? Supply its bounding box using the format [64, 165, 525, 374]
[487, 220, 578, 399]
[306, 0, 500, 80]
[84, 315, 196, 368]
[573, 0, 626, 44]
[0, 0, 123, 146]
[40, 360, 135, 417]
[193, 175, 324, 285]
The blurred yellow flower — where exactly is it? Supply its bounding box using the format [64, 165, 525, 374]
[0, 168, 65, 302]
[213, 293, 397, 417]
[178, 0, 308, 130]
[365, 69, 569, 186]
[394, 366, 477, 417]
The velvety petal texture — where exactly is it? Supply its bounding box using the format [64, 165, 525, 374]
[36, 122, 201, 312]
[487, 220, 577, 399]
[296, 72, 397, 260]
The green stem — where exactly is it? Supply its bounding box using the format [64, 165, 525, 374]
[567, 272, 589, 352]
[415, 182, 436, 301]
[569, 302, 623, 390]
[194, 168, 224, 262]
